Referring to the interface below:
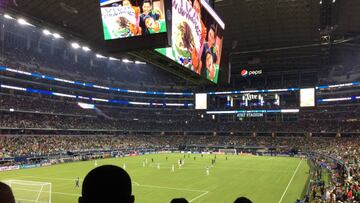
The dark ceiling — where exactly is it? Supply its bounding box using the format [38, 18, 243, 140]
[3, 0, 104, 46]
[214, 0, 360, 76]
[2, 0, 360, 78]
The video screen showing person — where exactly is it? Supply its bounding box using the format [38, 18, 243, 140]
[156, 0, 224, 83]
[100, 0, 167, 40]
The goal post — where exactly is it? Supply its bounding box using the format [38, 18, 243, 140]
[4, 179, 52, 203]
[218, 148, 237, 155]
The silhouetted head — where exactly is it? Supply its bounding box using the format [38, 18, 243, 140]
[0, 182, 15, 203]
[79, 165, 134, 203]
[234, 197, 253, 203]
[170, 198, 189, 203]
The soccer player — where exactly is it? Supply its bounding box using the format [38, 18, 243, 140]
[94, 160, 98, 166]
[206, 167, 210, 176]
[157, 163, 160, 170]
[151, 158, 154, 163]
[194, 157, 196, 161]
[75, 177, 80, 188]
[172, 164, 175, 172]
[178, 159, 182, 169]
[123, 163, 126, 170]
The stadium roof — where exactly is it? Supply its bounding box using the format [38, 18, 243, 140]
[215, 0, 360, 75]
[3, 0, 360, 79]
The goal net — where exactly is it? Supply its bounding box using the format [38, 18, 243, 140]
[4, 179, 51, 203]
[218, 148, 237, 155]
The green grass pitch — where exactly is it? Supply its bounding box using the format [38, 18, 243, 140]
[0, 154, 310, 203]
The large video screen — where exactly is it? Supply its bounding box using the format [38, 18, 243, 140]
[300, 88, 315, 107]
[156, 0, 225, 84]
[195, 93, 208, 110]
[100, 0, 167, 40]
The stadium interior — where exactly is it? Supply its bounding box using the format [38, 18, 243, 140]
[0, 0, 360, 203]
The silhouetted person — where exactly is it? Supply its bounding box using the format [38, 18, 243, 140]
[170, 198, 189, 203]
[234, 197, 252, 203]
[79, 165, 134, 203]
[0, 182, 15, 203]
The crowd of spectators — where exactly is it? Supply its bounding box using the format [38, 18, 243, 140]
[0, 25, 190, 91]
[1, 135, 360, 202]
[306, 138, 360, 202]
[0, 135, 313, 158]
[1, 111, 360, 133]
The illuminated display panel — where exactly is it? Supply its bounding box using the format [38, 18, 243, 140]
[300, 88, 315, 107]
[100, 0, 167, 40]
[195, 93, 208, 110]
[156, 0, 225, 84]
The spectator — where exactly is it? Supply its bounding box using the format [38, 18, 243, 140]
[234, 197, 253, 203]
[79, 165, 134, 203]
[0, 182, 15, 203]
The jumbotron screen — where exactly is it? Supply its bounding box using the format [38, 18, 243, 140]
[100, 0, 167, 40]
[156, 0, 225, 84]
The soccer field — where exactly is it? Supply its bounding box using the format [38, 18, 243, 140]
[0, 154, 310, 203]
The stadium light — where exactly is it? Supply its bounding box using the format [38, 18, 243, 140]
[4, 14, 14, 19]
[109, 57, 120, 61]
[43, 29, 51, 35]
[77, 102, 95, 109]
[122, 59, 133, 63]
[17, 18, 34, 26]
[52, 33, 63, 39]
[135, 61, 146, 65]
[82, 46, 91, 52]
[71, 42, 80, 49]
[96, 54, 106, 59]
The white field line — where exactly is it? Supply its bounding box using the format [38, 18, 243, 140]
[12, 176, 208, 199]
[146, 165, 292, 174]
[138, 184, 207, 193]
[189, 191, 209, 202]
[11, 187, 80, 196]
[22, 176, 82, 182]
[15, 198, 47, 203]
[35, 185, 44, 203]
[278, 160, 302, 203]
